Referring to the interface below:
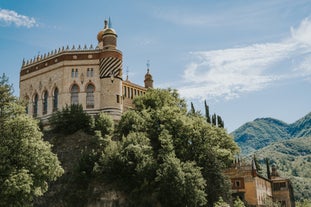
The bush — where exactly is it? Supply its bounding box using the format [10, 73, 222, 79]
[95, 112, 114, 136]
[49, 104, 93, 135]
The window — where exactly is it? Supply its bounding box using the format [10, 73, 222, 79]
[131, 88, 133, 99]
[124, 86, 127, 97]
[273, 182, 287, 191]
[86, 84, 94, 108]
[33, 93, 38, 117]
[72, 68, 78, 78]
[71, 84, 79, 105]
[87, 68, 94, 77]
[128, 87, 130, 98]
[116, 95, 120, 103]
[43, 91, 48, 115]
[235, 181, 240, 187]
[53, 88, 59, 111]
[71, 69, 75, 77]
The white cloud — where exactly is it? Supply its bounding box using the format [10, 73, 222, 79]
[0, 9, 38, 28]
[178, 17, 311, 101]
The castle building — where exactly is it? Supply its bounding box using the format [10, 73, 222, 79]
[19, 19, 153, 121]
[225, 159, 295, 207]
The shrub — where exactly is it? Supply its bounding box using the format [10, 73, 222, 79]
[49, 104, 93, 135]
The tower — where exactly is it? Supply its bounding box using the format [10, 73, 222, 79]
[97, 19, 123, 120]
[144, 61, 153, 88]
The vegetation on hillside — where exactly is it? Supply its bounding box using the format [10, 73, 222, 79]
[0, 74, 64, 206]
[41, 88, 239, 207]
[232, 113, 311, 155]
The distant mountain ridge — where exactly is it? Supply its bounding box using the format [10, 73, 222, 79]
[231, 112, 311, 155]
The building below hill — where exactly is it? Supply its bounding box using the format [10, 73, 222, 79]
[225, 159, 295, 207]
[19, 19, 153, 122]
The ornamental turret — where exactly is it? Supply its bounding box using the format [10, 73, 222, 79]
[144, 61, 153, 88]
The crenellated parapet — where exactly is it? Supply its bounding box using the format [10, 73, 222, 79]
[22, 44, 99, 68]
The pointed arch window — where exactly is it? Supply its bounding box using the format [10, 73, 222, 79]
[71, 84, 79, 105]
[86, 84, 94, 108]
[33, 93, 38, 117]
[43, 91, 48, 115]
[53, 88, 59, 111]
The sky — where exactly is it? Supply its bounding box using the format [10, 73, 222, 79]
[0, 0, 310, 132]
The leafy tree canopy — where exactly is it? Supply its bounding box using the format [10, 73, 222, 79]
[0, 74, 64, 206]
[95, 88, 239, 207]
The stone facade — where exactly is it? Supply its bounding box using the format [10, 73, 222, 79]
[19, 19, 153, 121]
[225, 160, 295, 207]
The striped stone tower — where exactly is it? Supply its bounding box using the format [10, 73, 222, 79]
[97, 19, 123, 120]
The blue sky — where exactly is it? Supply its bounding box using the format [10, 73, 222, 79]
[0, 0, 310, 132]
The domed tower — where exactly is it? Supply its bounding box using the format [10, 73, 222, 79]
[97, 19, 123, 120]
[144, 61, 153, 88]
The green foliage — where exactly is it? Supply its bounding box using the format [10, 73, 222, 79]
[232, 113, 311, 155]
[95, 88, 239, 207]
[0, 74, 64, 206]
[117, 110, 146, 137]
[156, 155, 207, 207]
[232, 117, 293, 154]
[49, 104, 93, 135]
[204, 100, 211, 124]
[233, 197, 246, 207]
[289, 112, 311, 138]
[214, 197, 229, 207]
[296, 199, 311, 207]
[133, 88, 187, 112]
[94, 112, 114, 136]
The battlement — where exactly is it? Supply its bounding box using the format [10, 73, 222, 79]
[21, 44, 99, 68]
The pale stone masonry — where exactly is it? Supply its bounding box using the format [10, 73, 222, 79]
[20, 19, 153, 122]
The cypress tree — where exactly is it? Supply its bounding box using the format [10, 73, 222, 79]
[217, 115, 224, 128]
[212, 113, 217, 126]
[190, 102, 195, 114]
[265, 158, 271, 179]
[204, 100, 211, 124]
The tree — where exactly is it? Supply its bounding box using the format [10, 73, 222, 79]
[49, 104, 93, 135]
[204, 100, 211, 124]
[217, 115, 224, 128]
[265, 158, 271, 179]
[95, 112, 114, 136]
[212, 113, 217, 126]
[253, 155, 263, 175]
[0, 74, 64, 206]
[214, 197, 229, 207]
[233, 197, 246, 207]
[95, 88, 239, 207]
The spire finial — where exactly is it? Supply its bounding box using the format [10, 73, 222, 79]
[104, 19, 108, 29]
[126, 66, 129, 80]
[108, 17, 112, 28]
[146, 60, 150, 73]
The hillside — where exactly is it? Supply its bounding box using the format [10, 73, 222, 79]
[232, 112, 311, 154]
[254, 136, 311, 200]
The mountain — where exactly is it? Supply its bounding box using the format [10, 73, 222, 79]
[231, 112, 311, 155]
[288, 112, 311, 138]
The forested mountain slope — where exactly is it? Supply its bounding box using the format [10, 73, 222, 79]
[232, 112, 311, 154]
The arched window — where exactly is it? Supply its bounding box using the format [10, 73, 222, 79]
[86, 84, 94, 108]
[71, 84, 79, 105]
[43, 91, 48, 115]
[53, 87, 59, 112]
[33, 93, 38, 117]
